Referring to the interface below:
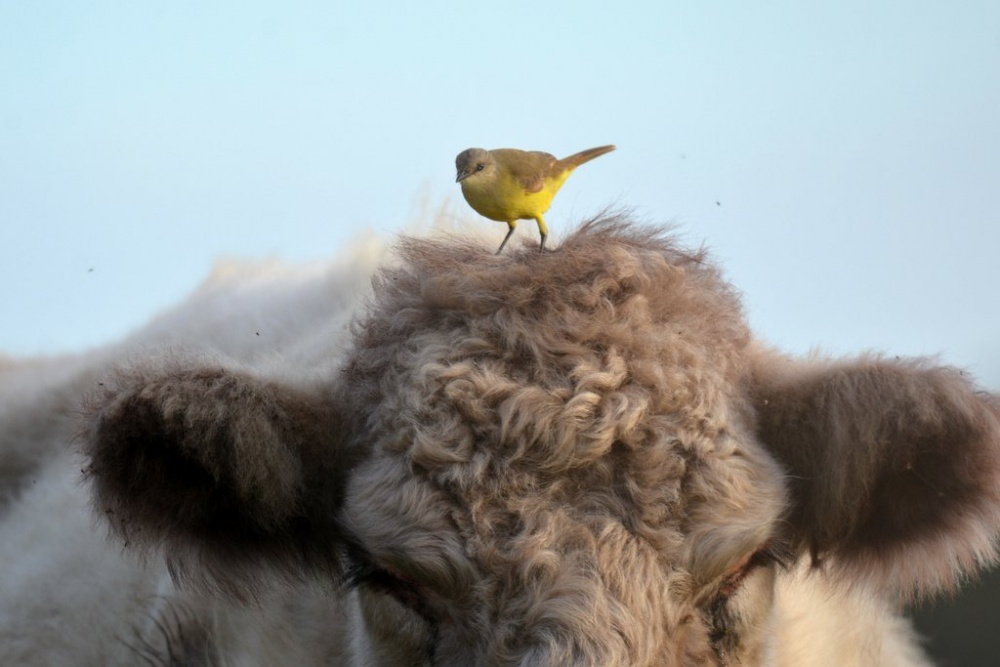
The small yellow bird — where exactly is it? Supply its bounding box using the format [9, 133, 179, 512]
[455, 145, 616, 253]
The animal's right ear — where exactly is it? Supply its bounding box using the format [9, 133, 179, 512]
[82, 364, 361, 596]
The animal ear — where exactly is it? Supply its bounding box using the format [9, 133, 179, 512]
[82, 363, 358, 596]
[748, 347, 1000, 599]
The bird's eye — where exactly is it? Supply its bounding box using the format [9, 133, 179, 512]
[476, 163, 485, 171]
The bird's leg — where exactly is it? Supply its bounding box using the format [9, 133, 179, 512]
[496, 221, 517, 254]
[535, 216, 548, 252]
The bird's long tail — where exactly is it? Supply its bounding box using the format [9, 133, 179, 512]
[556, 145, 616, 171]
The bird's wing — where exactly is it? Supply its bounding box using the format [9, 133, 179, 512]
[495, 150, 557, 194]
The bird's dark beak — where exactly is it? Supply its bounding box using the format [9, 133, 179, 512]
[455, 171, 467, 183]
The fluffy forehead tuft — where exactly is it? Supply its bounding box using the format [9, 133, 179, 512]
[339, 215, 781, 559]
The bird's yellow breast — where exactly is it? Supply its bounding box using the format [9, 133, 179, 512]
[460, 169, 573, 223]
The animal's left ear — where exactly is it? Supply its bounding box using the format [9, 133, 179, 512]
[748, 347, 1000, 599]
[82, 363, 360, 595]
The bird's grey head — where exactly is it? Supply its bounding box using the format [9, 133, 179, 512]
[455, 148, 492, 183]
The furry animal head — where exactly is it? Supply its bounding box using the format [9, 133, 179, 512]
[83, 217, 1000, 665]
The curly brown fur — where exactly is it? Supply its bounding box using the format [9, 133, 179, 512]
[339, 216, 788, 663]
[82, 362, 361, 597]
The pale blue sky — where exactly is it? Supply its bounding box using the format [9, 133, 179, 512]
[2, 2, 998, 386]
